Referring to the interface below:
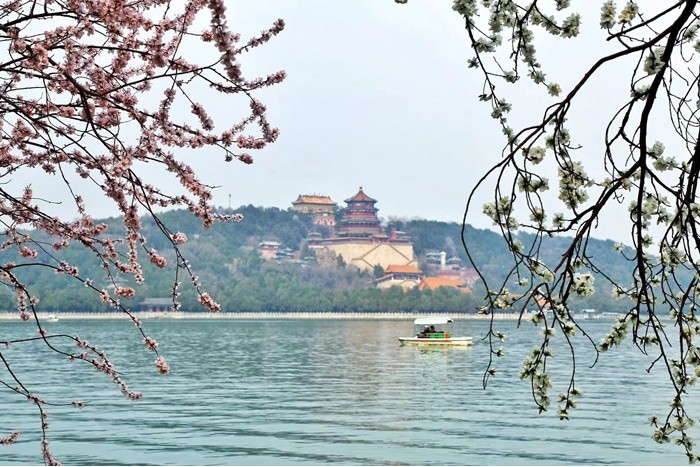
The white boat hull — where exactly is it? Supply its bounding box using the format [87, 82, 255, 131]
[398, 336, 473, 346]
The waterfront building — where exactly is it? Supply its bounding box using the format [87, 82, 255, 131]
[375, 264, 423, 290]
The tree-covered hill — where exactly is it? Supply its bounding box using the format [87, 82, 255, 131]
[0, 206, 640, 314]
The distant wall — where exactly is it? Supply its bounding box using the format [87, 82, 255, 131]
[325, 242, 416, 271]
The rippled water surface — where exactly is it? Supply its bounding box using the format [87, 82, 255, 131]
[1, 318, 697, 465]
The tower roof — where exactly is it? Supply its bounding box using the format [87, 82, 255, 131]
[345, 186, 376, 203]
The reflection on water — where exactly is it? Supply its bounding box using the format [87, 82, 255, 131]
[0, 319, 696, 465]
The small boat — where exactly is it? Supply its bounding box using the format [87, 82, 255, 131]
[399, 317, 473, 346]
[46, 314, 59, 322]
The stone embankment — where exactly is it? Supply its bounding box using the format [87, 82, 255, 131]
[0, 311, 532, 321]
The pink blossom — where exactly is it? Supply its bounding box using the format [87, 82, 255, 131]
[144, 336, 158, 351]
[155, 356, 170, 374]
[0, 2, 286, 460]
[0, 431, 19, 445]
[171, 232, 188, 244]
[42, 439, 61, 466]
[197, 292, 221, 312]
[114, 286, 135, 298]
[149, 250, 168, 268]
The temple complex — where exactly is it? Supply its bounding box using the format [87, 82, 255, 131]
[301, 187, 417, 271]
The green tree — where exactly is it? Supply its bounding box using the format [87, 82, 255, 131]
[337, 254, 347, 268]
[373, 264, 385, 279]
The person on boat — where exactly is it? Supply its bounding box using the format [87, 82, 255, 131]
[419, 326, 430, 337]
[429, 325, 436, 333]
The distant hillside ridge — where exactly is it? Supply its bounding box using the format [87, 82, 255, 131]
[0, 205, 639, 314]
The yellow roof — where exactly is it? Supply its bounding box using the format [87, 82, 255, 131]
[292, 195, 337, 205]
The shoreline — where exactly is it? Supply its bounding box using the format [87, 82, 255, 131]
[0, 311, 532, 321]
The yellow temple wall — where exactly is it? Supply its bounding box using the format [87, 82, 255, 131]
[325, 242, 416, 271]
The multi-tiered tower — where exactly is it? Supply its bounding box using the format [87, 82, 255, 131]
[336, 187, 384, 238]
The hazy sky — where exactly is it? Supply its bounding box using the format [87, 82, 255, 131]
[221, 1, 484, 224]
[210, 1, 636, 242]
[25, 1, 668, 244]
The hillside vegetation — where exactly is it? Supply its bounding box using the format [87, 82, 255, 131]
[0, 206, 638, 314]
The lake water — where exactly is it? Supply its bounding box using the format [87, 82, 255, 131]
[0, 318, 696, 465]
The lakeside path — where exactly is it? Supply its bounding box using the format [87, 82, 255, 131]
[0, 312, 532, 321]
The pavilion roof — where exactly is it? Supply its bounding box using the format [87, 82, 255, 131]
[345, 186, 377, 203]
[292, 195, 337, 205]
[385, 264, 423, 274]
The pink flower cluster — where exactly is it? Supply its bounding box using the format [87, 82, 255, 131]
[19, 245, 37, 258]
[0, 0, 286, 462]
[197, 292, 221, 312]
[144, 336, 159, 351]
[149, 250, 168, 268]
[155, 356, 170, 374]
[0, 431, 19, 446]
[171, 232, 188, 244]
[114, 286, 135, 298]
[42, 439, 61, 466]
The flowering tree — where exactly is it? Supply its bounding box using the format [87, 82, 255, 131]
[396, 0, 700, 461]
[0, 0, 284, 463]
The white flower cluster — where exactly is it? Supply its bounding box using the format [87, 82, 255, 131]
[490, 99, 512, 119]
[547, 83, 562, 96]
[643, 47, 665, 75]
[525, 146, 546, 164]
[488, 1, 517, 33]
[611, 285, 625, 300]
[572, 272, 595, 297]
[557, 159, 590, 210]
[555, 0, 571, 10]
[599, 316, 629, 351]
[600, 1, 616, 29]
[452, 0, 477, 17]
[529, 207, 546, 226]
[661, 244, 687, 269]
[488, 288, 512, 310]
[618, 1, 638, 24]
[648, 140, 665, 157]
[631, 84, 650, 100]
[519, 346, 557, 412]
[531, 259, 554, 282]
[482, 196, 518, 229]
[517, 174, 549, 193]
[560, 13, 581, 38]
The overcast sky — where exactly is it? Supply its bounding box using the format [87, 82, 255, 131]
[208, 1, 639, 243]
[221, 1, 485, 223]
[27, 1, 670, 244]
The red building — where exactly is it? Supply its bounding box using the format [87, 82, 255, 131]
[336, 187, 385, 238]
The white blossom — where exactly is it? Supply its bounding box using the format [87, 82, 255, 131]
[643, 47, 665, 75]
[572, 272, 595, 297]
[618, 1, 638, 24]
[600, 1, 616, 29]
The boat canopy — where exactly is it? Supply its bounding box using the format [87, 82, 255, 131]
[413, 317, 453, 326]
